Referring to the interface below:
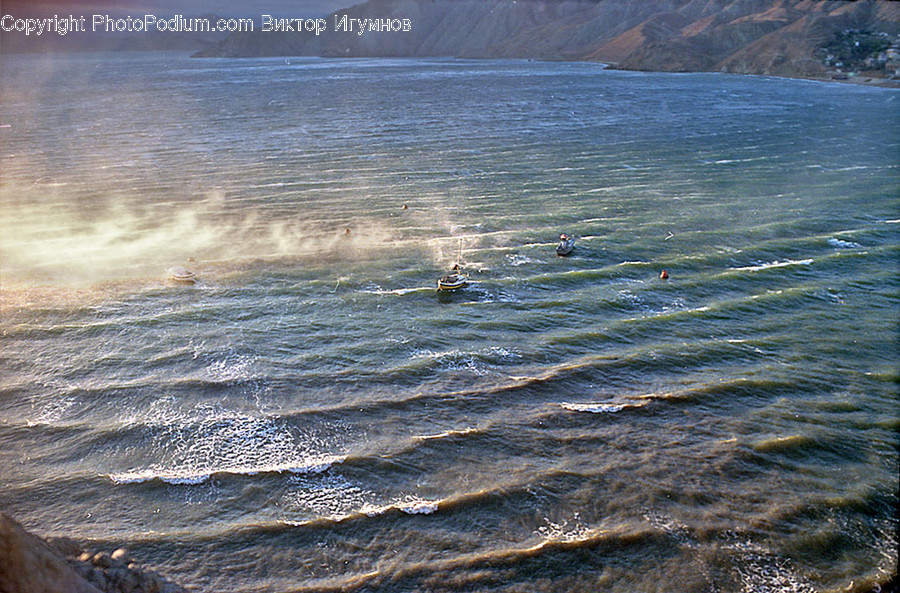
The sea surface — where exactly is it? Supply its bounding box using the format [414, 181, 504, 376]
[0, 52, 897, 592]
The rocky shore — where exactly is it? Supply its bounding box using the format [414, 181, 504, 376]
[0, 513, 185, 593]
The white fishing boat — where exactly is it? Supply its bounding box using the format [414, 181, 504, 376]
[167, 266, 197, 284]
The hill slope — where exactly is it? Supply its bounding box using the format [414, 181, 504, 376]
[194, 0, 900, 79]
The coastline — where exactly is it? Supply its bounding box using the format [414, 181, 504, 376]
[4, 46, 898, 89]
[181, 0, 900, 90]
[597, 60, 900, 89]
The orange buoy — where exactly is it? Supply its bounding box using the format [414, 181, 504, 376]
[660, 270, 669, 279]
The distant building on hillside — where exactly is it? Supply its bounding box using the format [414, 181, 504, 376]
[885, 61, 900, 78]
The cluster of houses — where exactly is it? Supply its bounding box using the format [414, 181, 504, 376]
[821, 30, 900, 80]
[863, 35, 900, 77]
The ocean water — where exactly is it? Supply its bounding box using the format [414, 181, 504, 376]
[0, 52, 897, 592]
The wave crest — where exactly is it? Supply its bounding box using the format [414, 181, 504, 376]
[109, 455, 343, 485]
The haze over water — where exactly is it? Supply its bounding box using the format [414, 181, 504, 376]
[1, 52, 897, 592]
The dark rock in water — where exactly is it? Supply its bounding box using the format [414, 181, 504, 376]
[93, 552, 114, 569]
[107, 566, 141, 592]
[0, 512, 186, 593]
[0, 513, 102, 593]
[48, 536, 85, 558]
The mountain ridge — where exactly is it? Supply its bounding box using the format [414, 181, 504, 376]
[193, 0, 900, 82]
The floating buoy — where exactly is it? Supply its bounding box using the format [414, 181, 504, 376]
[660, 270, 669, 279]
[402, 204, 408, 210]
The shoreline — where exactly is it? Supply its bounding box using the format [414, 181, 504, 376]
[3, 47, 899, 89]
[598, 60, 900, 89]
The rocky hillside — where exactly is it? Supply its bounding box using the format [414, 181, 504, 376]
[0, 513, 185, 593]
[195, 0, 900, 79]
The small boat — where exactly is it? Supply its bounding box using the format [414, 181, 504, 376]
[437, 269, 468, 291]
[437, 240, 467, 291]
[556, 234, 575, 256]
[167, 266, 197, 284]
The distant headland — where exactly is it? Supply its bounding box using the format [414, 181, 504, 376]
[191, 0, 900, 85]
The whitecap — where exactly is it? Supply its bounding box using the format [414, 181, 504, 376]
[730, 259, 813, 272]
[560, 402, 627, 413]
[360, 495, 440, 517]
[283, 473, 369, 520]
[109, 456, 342, 485]
[506, 253, 538, 267]
[412, 346, 521, 374]
[536, 514, 592, 543]
[827, 237, 861, 249]
[413, 427, 477, 441]
[109, 406, 345, 486]
[617, 289, 646, 308]
[27, 396, 78, 426]
[398, 498, 440, 514]
[360, 286, 429, 296]
[203, 355, 256, 383]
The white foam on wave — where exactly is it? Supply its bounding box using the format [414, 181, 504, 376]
[360, 286, 430, 296]
[413, 427, 477, 441]
[281, 497, 441, 527]
[463, 286, 519, 304]
[283, 473, 369, 520]
[506, 253, 538, 267]
[109, 403, 346, 486]
[560, 402, 629, 414]
[617, 260, 649, 266]
[109, 456, 342, 485]
[203, 354, 257, 384]
[727, 539, 818, 593]
[26, 395, 78, 426]
[537, 513, 592, 543]
[617, 289, 647, 308]
[361, 496, 440, 516]
[710, 155, 771, 166]
[827, 237, 861, 249]
[411, 346, 522, 375]
[730, 259, 813, 272]
[282, 473, 441, 525]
